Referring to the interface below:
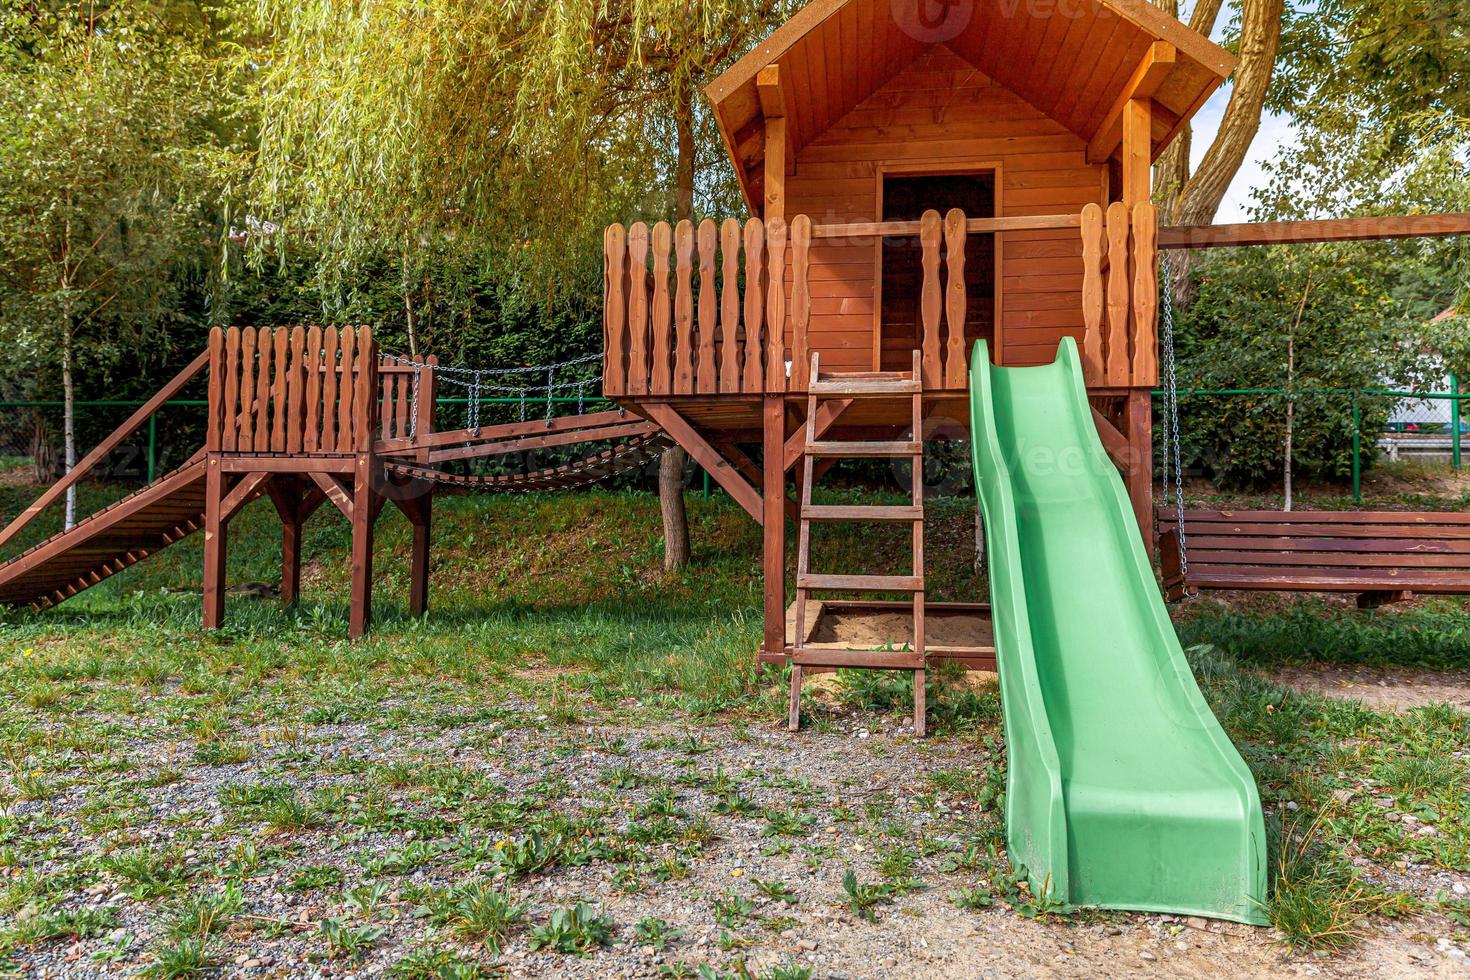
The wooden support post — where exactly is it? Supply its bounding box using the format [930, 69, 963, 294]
[1121, 99, 1153, 208]
[202, 455, 227, 629]
[279, 480, 302, 607]
[410, 489, 432, 618]
[349, 454, 376, 639]
[1125, 389, 1153, 544]
[763, 395, 786, 658]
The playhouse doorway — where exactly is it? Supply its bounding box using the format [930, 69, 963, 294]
[878, 171, 997, 373]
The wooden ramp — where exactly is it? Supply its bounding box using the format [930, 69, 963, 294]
[0, 455, 211, 610]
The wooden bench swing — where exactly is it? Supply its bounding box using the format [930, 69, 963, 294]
[1158, 510, 1470, 608]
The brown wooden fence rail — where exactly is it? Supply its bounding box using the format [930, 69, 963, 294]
[603, 211, 1088, 398]
[1080, 201, 1159, 389]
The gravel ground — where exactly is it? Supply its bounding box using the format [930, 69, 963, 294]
[5, 674, 1470, 980]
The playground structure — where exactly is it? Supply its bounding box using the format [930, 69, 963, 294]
[5, 0, 1470, 924]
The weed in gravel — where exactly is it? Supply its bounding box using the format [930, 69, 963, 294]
[952, 886, 995, 911]
[602, 762, 644, 789]
[343, 881, 393, 919]
[163, 884, 242, 939]
[527, 902, 615, 955]
[712, 892, 755, 928]
[320, 917, 385, 961]
[388, 947, 494, 979]
[761, 809, 814, 838]
[4, 906, 118, 946]
[492, 830, 564, 879]
[753, 878, 799, 905]
[424, 880, 526, 949]
[840, 870, 897, 922]
[289, 864, 345, 892]
[633, 915, 681, 950]
[192, 740, 251, 765]
[141, 936, 215, 979]
[1378, 756, 1466, 798]
[1269, 811, 1391, 950]
[98, 846, 192, 899]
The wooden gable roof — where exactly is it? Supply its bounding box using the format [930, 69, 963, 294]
[707, 0, 1234, 213]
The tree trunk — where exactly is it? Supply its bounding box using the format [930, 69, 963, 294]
[659, 85, 697, 571]
[1152, 0, 1280, 306]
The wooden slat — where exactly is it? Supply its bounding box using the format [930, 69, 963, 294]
[319, 327, 339, 452]
[1162, 508, 1470, 526]
[806, 441, 921, 457]
[1184, 569, 1470, 593]
[919, 209, 943, 389]
[287, 328, 306, 453]
[943, 208, 967, 389]
[765, 216, 787, 392]
[1173, 534, 1470, 555]
[696, 219, 718, 393]
[1080, 204, 1105, 384]
[1104, 201, 1131, 387]
[253, 327, 274, 452]
[790, 215, 812, 392]
[1130, 202, 1158, 386]
[237, 327, 258, 451]
[1182, 551, 1470, 570]
[743, 217, 765, 392]
[803, 504, 923, 521]
[354, 327, 377, 453]
[336, 327, 356, 453]
[270, 327, 289, 452]
[604, 224, 627, 397]
[1171, 522, 1470, 541]
[627, 223, 650, 396]
[304, 326, 323, 453]
[792, 648, 926, 670]
[719, 218, 742, 394]
[643, 403, 763, 525]
[221, 329, 241, 452]
[674, 219, 695, 394]
[797, 573, 924, 592]
[651, 221, 673, 394]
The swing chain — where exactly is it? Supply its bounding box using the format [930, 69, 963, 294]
[1161, 258, 1188, 579]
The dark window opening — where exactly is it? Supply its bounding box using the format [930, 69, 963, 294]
[879, 173, 996, 372]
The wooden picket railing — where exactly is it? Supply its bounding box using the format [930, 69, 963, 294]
[206, 326, 438, 455]
[1080, 201, 1159, 389]
[602, 206, 1148, 398]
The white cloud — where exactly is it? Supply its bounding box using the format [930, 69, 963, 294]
[1189, 92, 1298, 223]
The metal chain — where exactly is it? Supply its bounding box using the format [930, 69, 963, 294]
[408, 361, 420, 440]
[1160, 258, 1187, 578]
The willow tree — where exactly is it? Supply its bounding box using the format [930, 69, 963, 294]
[0, 2, 221, 522]
[248, 0, 792, 569]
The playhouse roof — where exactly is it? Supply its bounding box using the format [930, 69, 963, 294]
[706, 0, 1235, 213]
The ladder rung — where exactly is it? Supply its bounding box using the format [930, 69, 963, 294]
[803, 504, 923, 522]
[792, 647, 926, 670]
[797, 573, 923, 592]
[808, 376, 921, 396]
[806, 441, 921, 458]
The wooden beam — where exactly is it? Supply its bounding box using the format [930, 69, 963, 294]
[378, 409, 633, 454]
[202, 454, 226, 630]
[763, 112, 786, 223]
[0, 349, 209, 552]
[1090, 408, 1131, 474]
[219, 471, 272, 523]
[812, 214, 1080, 239]
[642, 403, 763, 525]
[762, 395, 786, 658]
[308, 472, 354, 519]
[1120, 99, 1153, 207]
[755, 65, 784, 117]
[1087, 42, 1176, 164]
[1160, 213, 1470, 249]
[426, 420, 658, 465]
[784, 398, 852, 470]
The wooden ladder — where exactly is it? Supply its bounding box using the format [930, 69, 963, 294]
[790, 351, 927, 736]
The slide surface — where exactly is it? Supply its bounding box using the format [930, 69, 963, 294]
[968, 337, 1267, 924]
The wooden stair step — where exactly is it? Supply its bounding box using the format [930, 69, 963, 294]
[806, 441, 921, 458]
[797, 573, 924, 592]
[791, 647, 926, 670]
[808, 375, 921, 396]
[802, 504, 922, 522]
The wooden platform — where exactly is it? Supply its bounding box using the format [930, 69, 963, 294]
[776, 599, 996, 672]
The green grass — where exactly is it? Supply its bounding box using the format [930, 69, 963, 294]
[0, 481, 1467, 961]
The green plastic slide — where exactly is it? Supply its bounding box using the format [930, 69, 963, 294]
[968, 337, 1268, 924]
